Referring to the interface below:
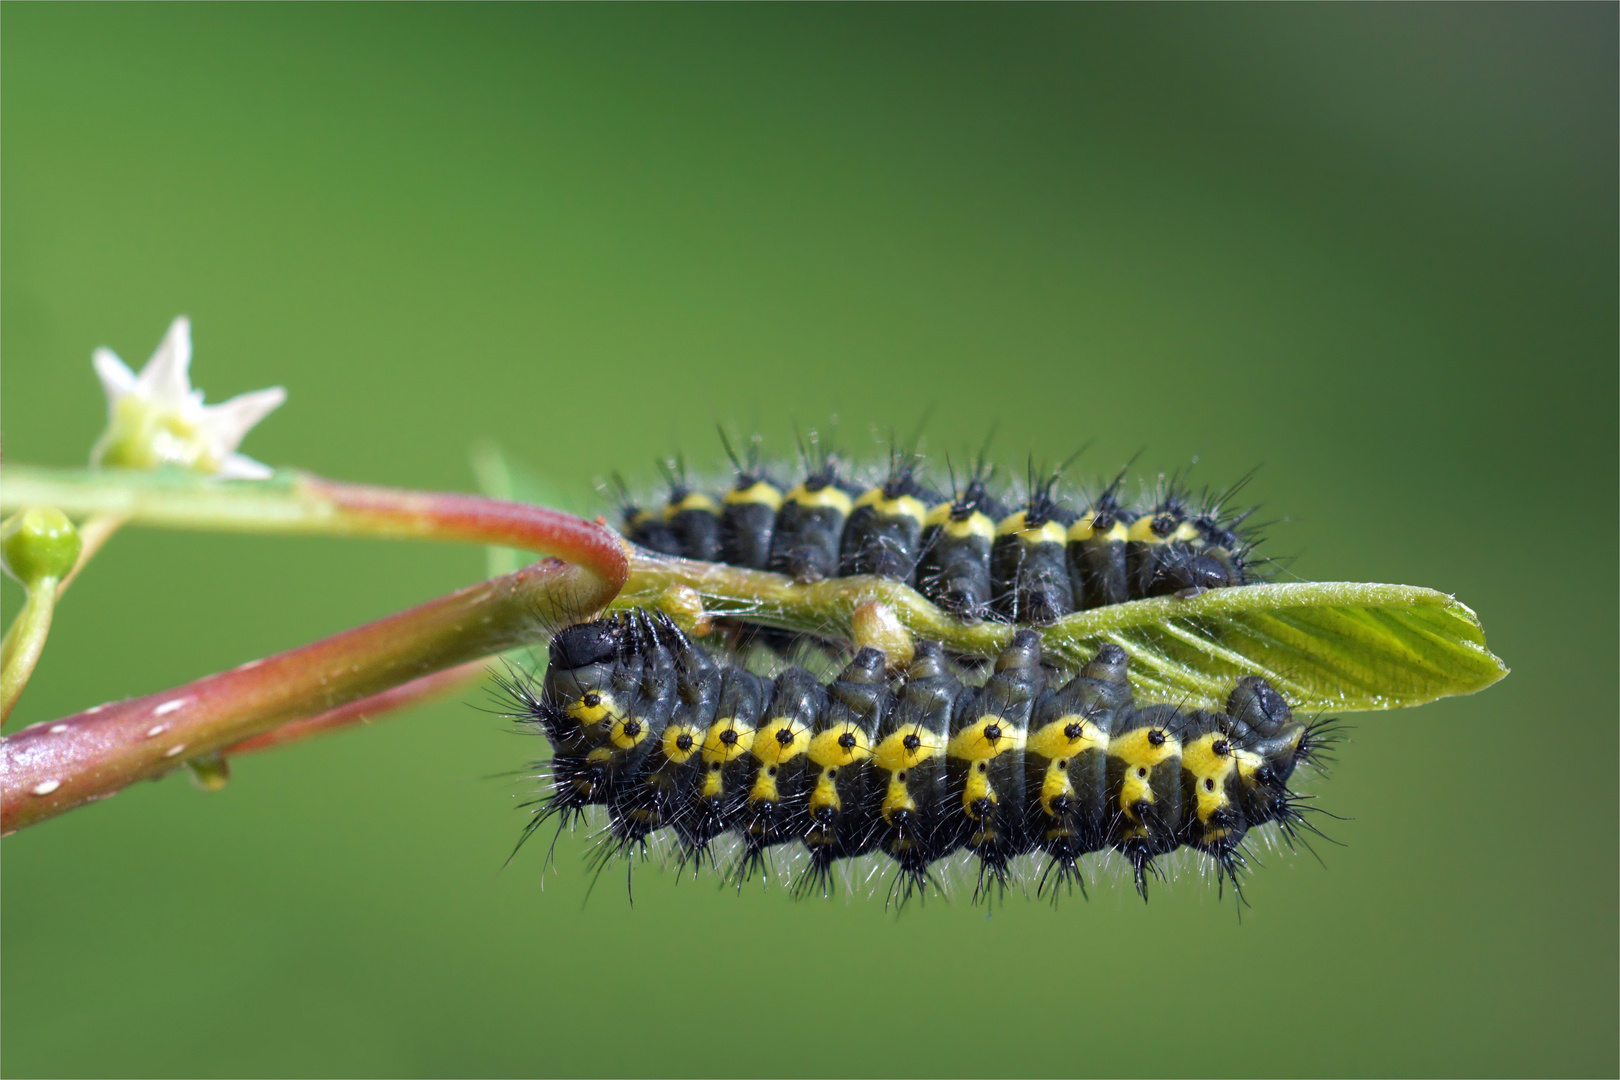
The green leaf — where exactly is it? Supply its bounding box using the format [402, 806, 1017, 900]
[1039, 582, 1508, 713]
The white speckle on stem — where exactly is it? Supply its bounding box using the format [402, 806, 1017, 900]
[153, 698, 188, 717]
[236, 658, 263, 671]
[49, 724, 69, 734]
[164, 744, 187, 758]
[146, 724, 168, 738]
[86, 704, 104, 715]
[31, 780, 61, 796]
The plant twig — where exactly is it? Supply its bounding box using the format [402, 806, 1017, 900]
[0, 467, 626, 585]
[222, 659, 487, 757]
[2, 556, 614, 833]
[616, 554, 1508, 712]
[0, 578, 60, 722]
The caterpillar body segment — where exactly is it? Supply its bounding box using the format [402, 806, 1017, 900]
[614, 437, 1263, 627]
[946, 628, 1044, 897]
[734, 666, 825, 882]
[990, 481, 1079, 626]
[1066, 488, 1133, 609]
[798, 647, 893, 896]
[872, 641, 962, 902]
[840, 460, 940, 582]
[1023, 642, 1131, 895]
[503, 612, 1335, 906]
[916, 467, 1005, 622]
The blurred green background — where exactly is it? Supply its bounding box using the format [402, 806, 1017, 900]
[3, 5, 1614, 1077]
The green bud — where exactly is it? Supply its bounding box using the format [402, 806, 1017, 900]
[1, 507, 83, 586]
[188, 753, 232, 792]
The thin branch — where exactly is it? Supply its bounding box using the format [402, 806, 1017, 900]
[0, 578, 61, 722]
[615, 554, 1508, 712]
[223, 659, 487, 757]
[0, 467, 627, 589]
[2, 557, 611, 833]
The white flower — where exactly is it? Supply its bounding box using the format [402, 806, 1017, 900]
[90, 317, 286, 479]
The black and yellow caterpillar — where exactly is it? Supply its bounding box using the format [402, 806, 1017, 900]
[616, 437, 1262, 625]
[499, 610, 1336, 905]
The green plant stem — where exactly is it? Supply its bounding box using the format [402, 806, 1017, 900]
[0, 578, 60, 723]
[0, 467, 627, 587]
[1, 557, 613, 833]
[618, 554, 1508, 712]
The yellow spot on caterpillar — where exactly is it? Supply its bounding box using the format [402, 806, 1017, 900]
[1120, 773, 1153, 818]
[925, 503, 997, 540]
[809, 723, 871, 767]
[882, 774, 917, 824]
[873, 726, 943, 773]
[630, 509, 660, 529]
[724, 481, 783, 510]
[995, 509, 1067, 546]
[701, 717, 756, 763]
[665, 492, 718, 516]
[607, 713, 649, 750]
[751, 717, 810, 766]
[586, 748, 613, 763]
[1039, 761, 1074, 818]
[853, 489, 928, 525]
[566, 692, 618, 729]
[810, 767, 842, 815]
[1026, 717, 1106, 761]
[1108, 726, 1181, 769]
[784, 484, 853, 515]
[1127, 516, 1199, 545]
[963, 764, 996, 818]
[1068, 512, 1129, 544]
[702, 765, 725, 800]
[749, 767, 781, 804]
[661, 723, 701, 765]
[1233, 748, 1267, 786]
[1182, 732, 1238, 824]
[947, 716, 1027, 762]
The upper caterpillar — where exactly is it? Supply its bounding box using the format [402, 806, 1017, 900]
[614, 430, 1263, 626]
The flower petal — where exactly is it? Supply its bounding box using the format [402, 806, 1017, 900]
[216, 453, 276, 480]
[136, 316, 193, 405]
[198, 386, 287, 456]
[91, 348, 138, 410]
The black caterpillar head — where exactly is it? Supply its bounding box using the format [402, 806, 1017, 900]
[550, 619, 623, 671]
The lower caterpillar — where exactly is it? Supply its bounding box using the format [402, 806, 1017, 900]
[614, 431, 1264, 627]
[496, 609, 1338, 906]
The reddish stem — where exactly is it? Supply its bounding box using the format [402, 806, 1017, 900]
[223, 660, 486, 757]
[2, 557, 611, 833]
[299, 475, 625, 584]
